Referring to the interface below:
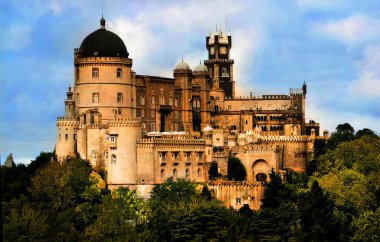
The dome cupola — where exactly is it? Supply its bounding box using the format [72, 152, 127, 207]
[193, 61, 209, 73]
[78, 17, 129, 58]
[174, 58, 191, 71]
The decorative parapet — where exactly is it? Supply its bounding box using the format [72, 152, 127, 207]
[57, 116, 78, 121]
[244, 145, 276, 154]
[83, 124, 109, 129]
[260, 135, 310, 142]
[109, 118, 141, 127]
[208, 180, 259, 187]
[57, 118, 79, 127]
[137, 137, 205, 145]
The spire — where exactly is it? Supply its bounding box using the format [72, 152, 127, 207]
[100, 12, 106, 29]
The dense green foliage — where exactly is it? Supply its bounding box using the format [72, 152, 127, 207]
[227, 156, 247, 181]
[2, 124, 379, 241]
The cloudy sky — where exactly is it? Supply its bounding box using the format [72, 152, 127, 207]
[1, 0, 379, 164]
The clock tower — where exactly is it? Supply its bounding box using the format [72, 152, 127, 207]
[205, 29, 235, 98]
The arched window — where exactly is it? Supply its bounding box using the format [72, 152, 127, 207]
[111, 154, 116, 164]
[92, 151, 97, 160]
[185, 168, 190, 178]
[104, 151, 109, 160]
[173, 169, 178, 179]
[140, 95, 145, 105]
[161, 169, 165, 179]
[160, 95, 165, 105]
[197, 168, 201, 179]
[174, 97, 178, 107]
[169, 97, 173, 106]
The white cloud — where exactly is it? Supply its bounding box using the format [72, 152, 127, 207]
[349, 44, 380, 97]
[315, 15, 380, 47]
[230, 27, 263, 96]
[110, 17, 161, 68]
[0, 23, 32, 51]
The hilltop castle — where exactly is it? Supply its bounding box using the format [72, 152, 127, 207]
[56, 17, 327, 209]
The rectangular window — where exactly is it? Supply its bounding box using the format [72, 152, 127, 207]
[92, 68, 99, 79]
[65, 134, 68, 140]
[151, 110, 155, 117]
[76, 93, 80, 104]
[110, 136, 116, 143]
[236, 198, 241, 204]
[141, 110, 145, 118]
[117, 68, 122, 78]
[151, 123, 155, 131]
[59, 134, 61, 140]
[117, 93, 123, 103]
[73, 134, 76, 140]
[92, 93, 99, 103]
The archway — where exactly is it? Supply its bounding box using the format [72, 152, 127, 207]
[252, 159, 270, 182]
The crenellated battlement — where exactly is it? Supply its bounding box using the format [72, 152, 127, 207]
[57, 119, 79, 127]
[137, 137, 205, 145]
[109, 118, 141, 127]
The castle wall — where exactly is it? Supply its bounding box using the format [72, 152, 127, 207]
[107, 119, 142, 185]
[209, 182, 265, 210]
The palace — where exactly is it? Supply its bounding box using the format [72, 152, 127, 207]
[56, 17, 327, 209]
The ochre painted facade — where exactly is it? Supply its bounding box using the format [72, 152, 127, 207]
[56, 18, 327, 209]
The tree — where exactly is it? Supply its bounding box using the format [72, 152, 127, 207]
[355, 128, 377, 139]
[208, 161, 220, 180]
[85, 187, 150, 241]
[27, 158, 100, 241]
[227, 157, 246, 181]
[201, 184, 212, 200]
[261, 169, 293, 209]
[352, 208, 380, 242]
[299, 181, 340, 242]
[326, 123, 355, 151]
[3, 203, 49, 242]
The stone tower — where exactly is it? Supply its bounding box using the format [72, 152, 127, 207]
[173, 60, 193, 132]
[205, 28, 235, 98]
[192, 62, 211, 132]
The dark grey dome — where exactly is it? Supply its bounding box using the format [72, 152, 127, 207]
[78, 18, 129, 58]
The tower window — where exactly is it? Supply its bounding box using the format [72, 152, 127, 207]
[92, 93, 99, 103]
[76, 93, 80, 104]
[65, 134, 68, 140]
[151, 123, 155, 131]
[104, 151, 109, 160]
[174, 97, 178, 107]
[197, 168, 201, 178]
[92, 68, 99, 79]
[141, 110, 145, 118]
[185, 168, 190, 178]
[111, 154, 116, 164]
[117, 93, 123, 103]
[117, 68, 122, 78]
[92, 151, 97, 161]
[151, 110, 155, 117]
[161, 169, 165, 179]
[173, 169, 178, 179]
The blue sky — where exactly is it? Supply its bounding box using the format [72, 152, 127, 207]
[1, 0, 379, 164]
